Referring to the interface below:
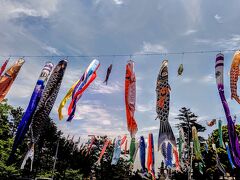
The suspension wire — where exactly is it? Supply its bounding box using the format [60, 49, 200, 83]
[0, 49, 238, 59]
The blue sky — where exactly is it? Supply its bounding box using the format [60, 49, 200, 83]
[1, 0, 240, 167]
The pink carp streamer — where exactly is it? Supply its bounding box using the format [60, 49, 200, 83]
[96, 140, 110, 165]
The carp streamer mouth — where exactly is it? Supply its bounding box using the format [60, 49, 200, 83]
[160, 61, 168, 79]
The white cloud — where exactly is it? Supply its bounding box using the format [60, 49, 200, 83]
[214, 14, 222, 23]
[200, 74, 215, 84]
[140, 42, 168, 53]
[113, 0, 123, 5]
[89, 79, 122, 94]
[183, 29, 197, 36]
[182, 77, 193, 83]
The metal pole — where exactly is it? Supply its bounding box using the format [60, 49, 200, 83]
[52, 140, 60, 179]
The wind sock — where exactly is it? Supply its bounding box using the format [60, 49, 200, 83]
[156, 60, 176, 149]
[132, 141, 139, 163]
[23, 60, 67, 169]
[166, 142, 173, 168]
[147, 133, 155, 179]
[8, 62, 53, 162]
[230, 50, 240, 104]
[0, 58, 25, 102]
[177, 64, 184, 76]
[125, 60, 138, 138]
[111, 136, 121, 165]
[59, 59, 100, 121]
[0, 59, 9, 76]
[103, 64, 112, 85]
[218, 119, 225, 148]
[204, 141, 208, 153]
[212, 143, 226, 175]
[129, 137, 136, 163]
[206, 119, 216, 127]
[215, 53, 240, 167]
[96, 139, 110, 165]
[225, 142, 236, 169]
[192, 126, 202, 160]
[139, 136, 146, 172]
[86, 136, 95, 156]
[120, 135, 127, 146]
[178, 127, 186, 161]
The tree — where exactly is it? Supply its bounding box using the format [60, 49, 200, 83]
[175, 107, 206, 144]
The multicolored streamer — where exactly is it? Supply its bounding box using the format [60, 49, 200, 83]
[96, 139, 110, 165]
[64, 59, 100, 121]
[147, 133, 155, 179]
[139, 136, 146, 172]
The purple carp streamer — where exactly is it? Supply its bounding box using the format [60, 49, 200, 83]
[156, 60, 176, 149]
[0, 58, 25, 102]
[8, 62, 53, 162]
[23, 60, 67, 169]
[215, 53, 240, 167]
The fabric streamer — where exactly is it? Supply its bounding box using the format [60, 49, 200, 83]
[212, 143, 226, 175]
[59, 59, 100, 121]
[96, 139, 110, 165]
[129, 137, 136, 163]
[204, 141, 208, 153]
[192, 126, 202, 160]
[132, 141, 139, 163]
[0, 59, 9, 76]
[166, 142, 173, 168]
[225, 142, 236, 169]
[218, 119, 225, 148]
[156, 60, 176, 149]
[161, 142, 167, 164]
[21, 144, 34, 171]
[215, 53, 240, 167]
[230, 50, 240, 104]
[103, 64, 112, 85]
[147, 133, 155, 179]
[125, 60, 138, 138]
[86, 136, 95, 156]
[23, 60, 67, 170]
[0, 58, 25, 102]
[124, 139, 128, 156]
[173, 147, 180, 171]
[139, 136, 146, 172]
[178, 127, 186, 161]
[206, 119, 216, 127]
[8, 62, 54, 162]
[177, 64, 184, 76]
[111, 136, 121, 165]
[120, 135, 127, 146]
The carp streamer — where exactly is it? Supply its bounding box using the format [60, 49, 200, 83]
[96, 139, 110, 165]
[111, 136, 121, 165]
[125, 60, 138, 138]
[0, 58, 25, 102]
[8, 62, 54, 162]
[218, 119, 225, 148]
[22, 60, 67, 169]
[147, 133, 155, 179]
[58, 59, 100, 121]
[215, 53, 240, 167]
[139, 136, 146, 172]
[0, 59, 9, 76]
[103, 64, 112, 85]
[192, 126, 202, 161]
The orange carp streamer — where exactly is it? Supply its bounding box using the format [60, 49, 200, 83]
[125, 60, 138, 138]
[230, 50, 240, 104]
[0, 59, 25, 102]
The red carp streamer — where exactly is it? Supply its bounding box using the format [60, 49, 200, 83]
[120, 135, 127, 146]
[96, 139, 110, 164]
[125, 60, 138, 138]
[0, 59, 9, 76]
